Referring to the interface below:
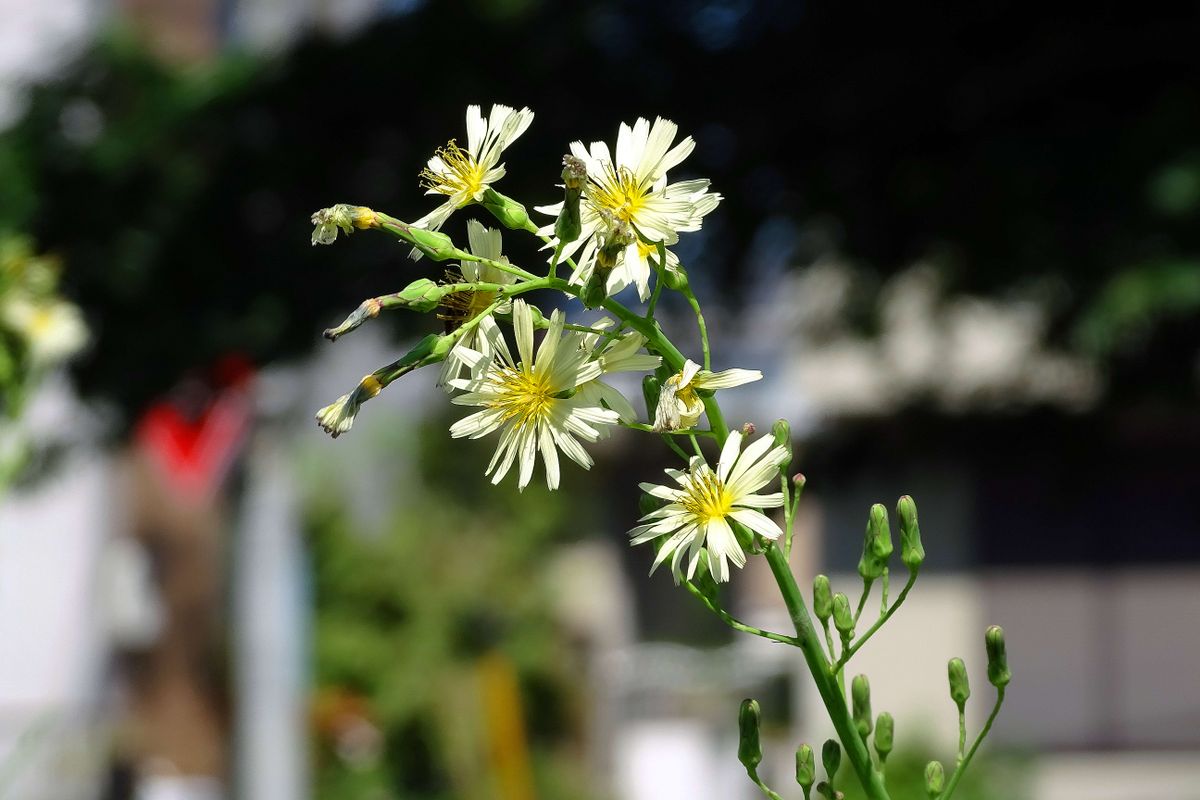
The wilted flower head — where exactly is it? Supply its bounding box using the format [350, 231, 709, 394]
[653, 359, 761, 431]
[311, 205, 375, 245]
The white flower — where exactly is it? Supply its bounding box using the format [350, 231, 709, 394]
[574, 320, 662, 424]
[437, 220, 518, 389]
[448, 300, 620, 491]
[1, 296, 87, 367]
[631, 430, 788, 583]
[537, 117, 721, 300]
[415, 104, 534, 232]
[653, 359, 761, 431]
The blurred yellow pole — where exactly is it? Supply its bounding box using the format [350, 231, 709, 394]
[478, 650, 537, 800]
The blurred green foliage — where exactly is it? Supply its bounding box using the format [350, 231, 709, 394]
[305, 415, 601, 800]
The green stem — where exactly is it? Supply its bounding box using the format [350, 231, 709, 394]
[474, 241, 889, 798]
[548, 242, 565, 278]
[462, 252, 540, 281]
[682, 286, 711, 369]
[646, 270, 665, 320]
[836, 572, 918, 670]
[619, 422, 716, 438]
[957, 706, 967, 765]
[764, 544, 890, 800]
[684, 582, 799, 646]
[854, 580, 873, 625]
[822, 619, 838, 664]
[746, 767, 784, 800]
[942, 689, 1006, 800]
[660, 435, 691, 461]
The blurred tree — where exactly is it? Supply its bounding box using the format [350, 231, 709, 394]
[305, 418, 599, 799]
[0, 1, 1195, 425]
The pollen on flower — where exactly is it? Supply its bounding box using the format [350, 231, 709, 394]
[488, 367, 554, 426]
[420, 140, 487, 198]
[682, 470, 733, 524]
[590, 165, 650, 222]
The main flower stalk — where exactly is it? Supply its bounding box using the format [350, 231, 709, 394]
[308, 107, 1010, 800]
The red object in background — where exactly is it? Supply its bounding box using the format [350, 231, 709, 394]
[134, 355, 255, 501]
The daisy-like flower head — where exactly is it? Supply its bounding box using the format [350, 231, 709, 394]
[437, 220, 518, 389]
[415, 104, 534, 233]
[631, 430, 788, 583]
[448, 300, 620, 491]
[1, 296, 87, 367]
[537, 117, 722, 301]
[653, 359, 762, 432]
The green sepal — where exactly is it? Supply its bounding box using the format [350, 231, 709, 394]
[795, 743, 815, 788]
[832, 593, 854, 636]
[481, 187, 534, 232]
[924, 760, 945, 797]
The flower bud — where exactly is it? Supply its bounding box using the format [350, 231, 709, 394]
[858, 504, 891, 581]
[771, 419, 792, 472]
[481, 188, 532, 231]
[924, 760, 945, 797]
[555, 155, 586, 244]
[795, 743, 815, 789]
[662, 264, 689, 291]
[581, 268, 611, 309]
[897, 495, 926, 572]
[821, 739, 841, 780]
[851, 674, 873, 737]
[813, 575, 833, 623]
[832, 592, 854, 636]
[737, 699, 762, 770]
[985, 625, 1011, 688]
[874, 712, 894, 761]
[405, 226, 461, 261]
[947, 657, 970, 710]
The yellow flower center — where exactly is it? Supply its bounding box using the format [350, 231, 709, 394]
[419, 139, 487, 199]
[30, 307, 56, 336]
[682, 469, 732, 524]
[489, 366, 554, 427]
[590, 165, 650, 223]
[666, 372, 699, 409]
